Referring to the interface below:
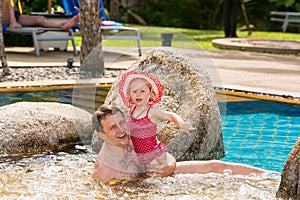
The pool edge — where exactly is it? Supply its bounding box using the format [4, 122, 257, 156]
[216, 89, 300, 105]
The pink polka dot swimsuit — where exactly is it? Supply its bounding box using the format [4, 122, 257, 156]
[129, 107, 166, 164]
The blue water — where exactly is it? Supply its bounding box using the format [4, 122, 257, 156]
[0, 89, 73, 106]
[220, 100, 300, 172]
[1, 90, 299, 172]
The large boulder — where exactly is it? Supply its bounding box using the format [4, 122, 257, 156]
[276, 136, 300, 200]
[92, 48, 224, 161]
[0, 102, 93, 160]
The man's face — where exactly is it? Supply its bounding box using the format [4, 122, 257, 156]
[100, 112, 129, 148]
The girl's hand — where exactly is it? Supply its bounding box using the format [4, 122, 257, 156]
[180, 122, 196, 134]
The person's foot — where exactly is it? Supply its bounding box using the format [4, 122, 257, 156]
[62, 15, 80, 30]
[9, 22, 22, 28]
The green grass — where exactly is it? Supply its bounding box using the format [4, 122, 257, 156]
[72, 25, 300, 50]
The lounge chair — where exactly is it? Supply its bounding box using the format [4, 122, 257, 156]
[2, 24, 78, 57]
[61, 0, 142, 56]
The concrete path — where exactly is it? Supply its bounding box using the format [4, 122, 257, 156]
[3, 46, 300, 99]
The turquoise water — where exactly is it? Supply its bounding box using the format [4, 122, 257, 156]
[1, 90, 299, 172]
[220, 100, 300, 172]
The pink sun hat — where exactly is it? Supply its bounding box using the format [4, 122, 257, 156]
[119, 71, 164, 108]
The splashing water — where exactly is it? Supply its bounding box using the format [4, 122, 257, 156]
[0, 146, 280, 199]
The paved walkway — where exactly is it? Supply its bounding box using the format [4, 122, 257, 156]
[3, 46, 300, 99]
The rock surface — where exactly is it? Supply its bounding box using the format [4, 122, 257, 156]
[92, 48, 224, 161]
[276, 136, 300, 200]
[0, 102, 93, 160]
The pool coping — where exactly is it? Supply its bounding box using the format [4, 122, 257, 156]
[0, 78, 114, 92]
[215, 89, 300, 105]
[1, 78, 299, 105]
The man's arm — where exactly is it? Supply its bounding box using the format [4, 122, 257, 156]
[175, 160, 267, 175]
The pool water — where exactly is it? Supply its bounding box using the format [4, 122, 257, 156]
[0, 89, 74, 106]
[1, 89, 299, 172]
[220, 100, 300, 172]
[0, 87, 108, 109]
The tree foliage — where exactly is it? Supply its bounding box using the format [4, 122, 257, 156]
[269, 0, 300, 11]
[135, 0, 222, 29]
[28, 0, 299, 31]
[22, 0, 62, 13]
[132, 0, 299, 31]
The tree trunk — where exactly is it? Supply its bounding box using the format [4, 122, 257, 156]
[79, 0, 102, 67]
[74, 1, 104, 114]
[0, 0, 11, 81]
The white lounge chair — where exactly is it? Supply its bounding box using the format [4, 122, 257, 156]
[4, 26, 78, 56]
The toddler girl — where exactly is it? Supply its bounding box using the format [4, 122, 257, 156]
[119, 71, 195, 173]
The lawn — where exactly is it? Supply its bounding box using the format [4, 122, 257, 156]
[73, 25, 300, 50]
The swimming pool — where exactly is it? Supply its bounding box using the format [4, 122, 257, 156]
[1, 89, 299, 172]
[220, 100, 300, 172]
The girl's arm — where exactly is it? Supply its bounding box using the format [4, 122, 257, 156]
[149, 107, 195, 133]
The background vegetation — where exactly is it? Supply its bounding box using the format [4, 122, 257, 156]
[24, 0, 300, 32]
[133, 0, 300, 32]
[22, 0, 62, 13]
[5, 0, 300, 47]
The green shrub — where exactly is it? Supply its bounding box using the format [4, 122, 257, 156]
[23, 0, 62, 14]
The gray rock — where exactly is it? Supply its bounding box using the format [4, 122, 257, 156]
[276, 136, 300, 200]
[92, 48, 224, 161]
[0, 102, 93, 160]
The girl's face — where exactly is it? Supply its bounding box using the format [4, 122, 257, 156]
[128, 78, 152, 107]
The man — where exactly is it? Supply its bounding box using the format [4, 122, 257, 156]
[92, 105, 176, 181]
[2, 0, 79, 30]
[92, 105, 266, 181]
